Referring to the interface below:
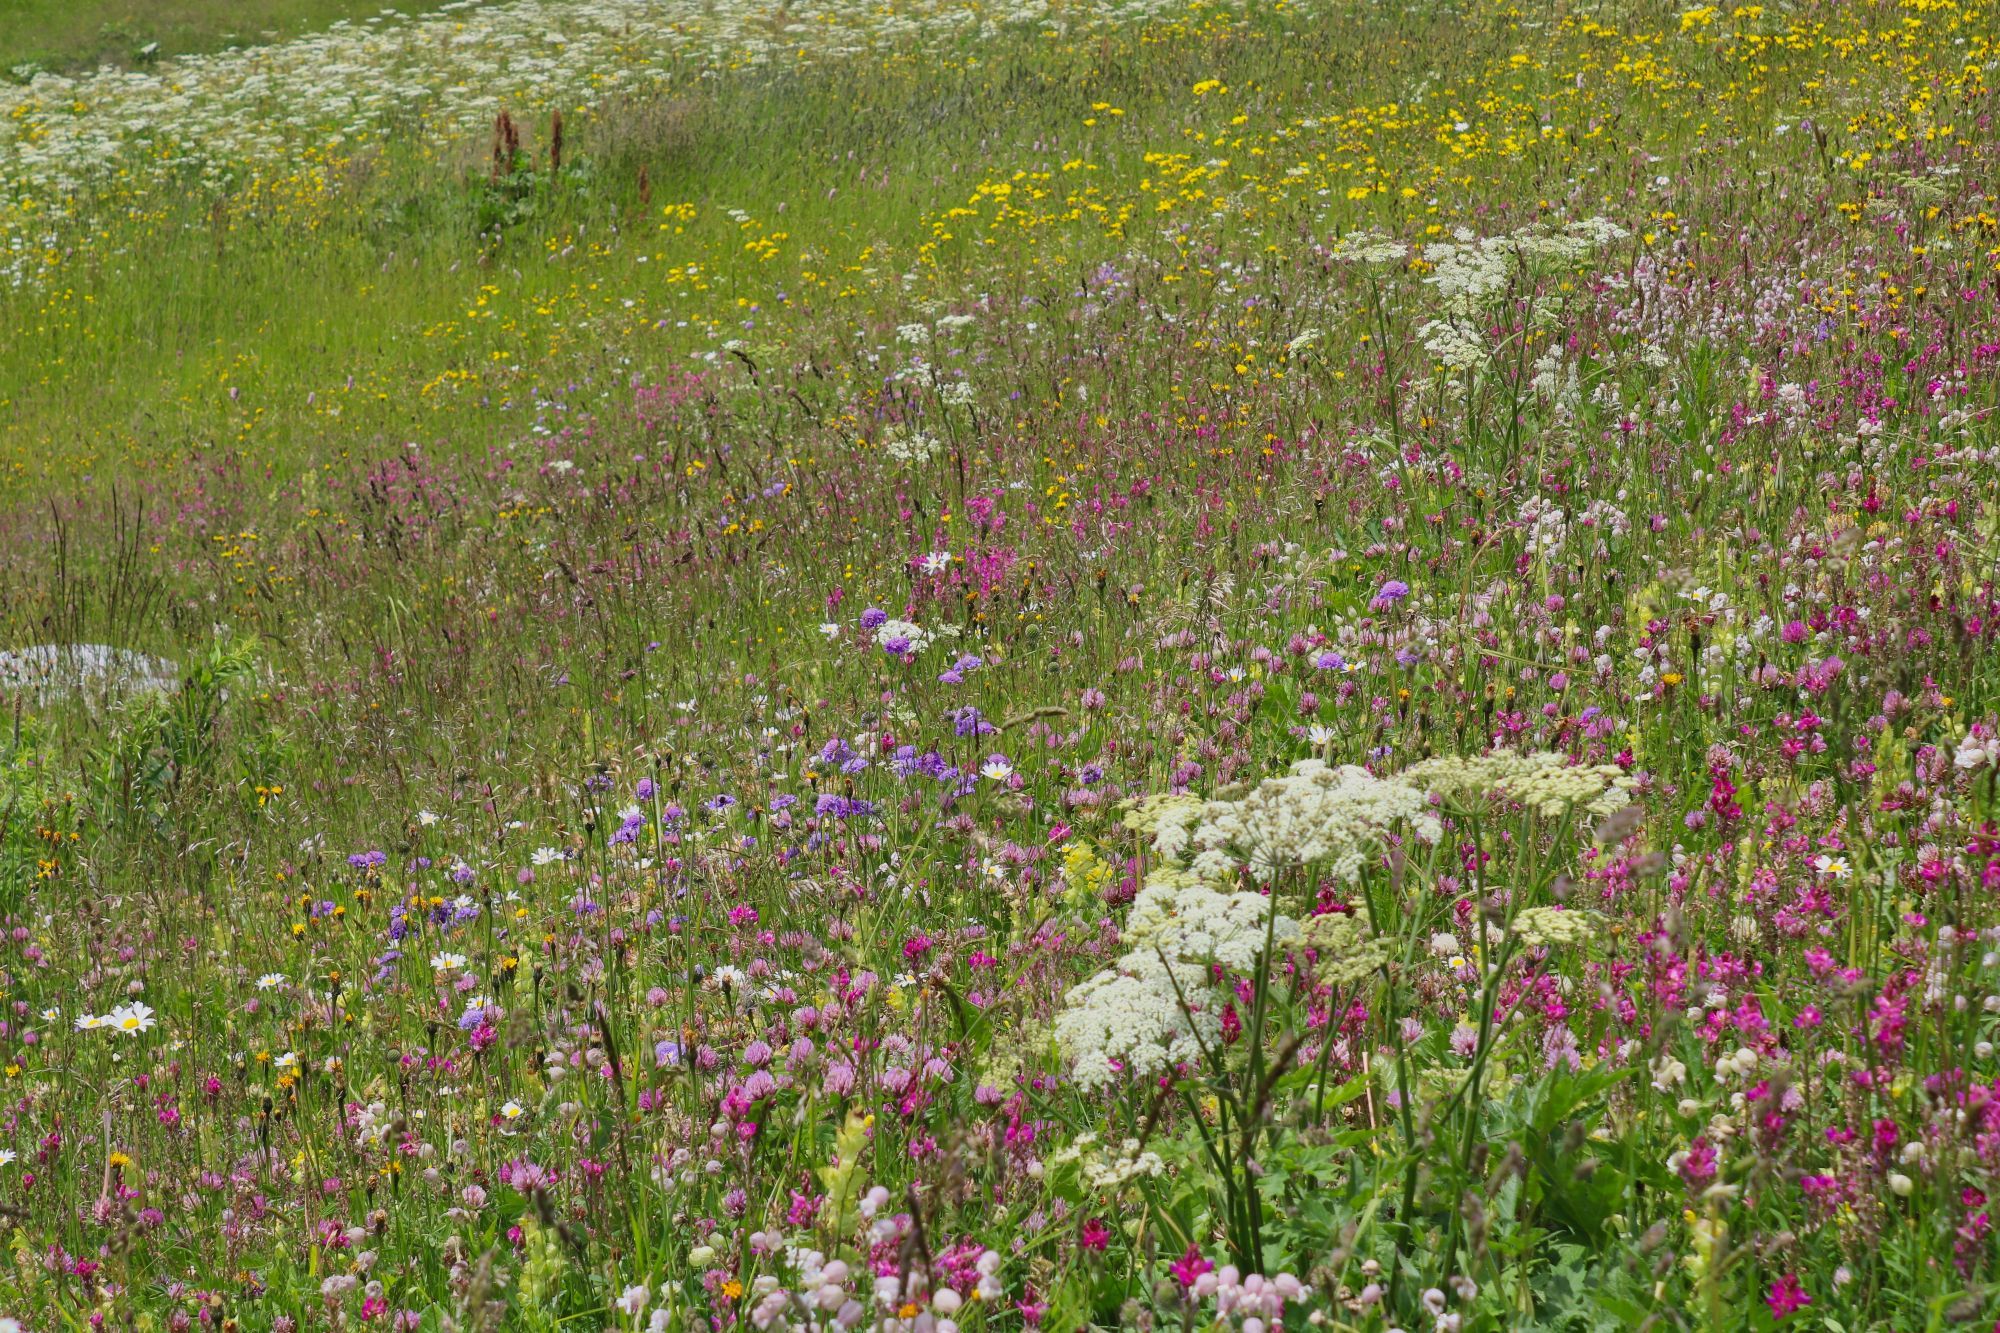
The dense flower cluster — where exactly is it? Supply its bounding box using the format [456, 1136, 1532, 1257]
[0, 0, 1997, 1326]
[1187, 759, 1440, 881]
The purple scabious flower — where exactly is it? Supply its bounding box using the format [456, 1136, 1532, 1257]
[950, 705, 996, 737]
[1368, 580, 1411, 611]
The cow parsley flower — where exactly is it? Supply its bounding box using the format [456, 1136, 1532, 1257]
[1401, 750, 1633, 818]
[1185, 759, 1440, 882]
[1055, 873, 1299, 1090]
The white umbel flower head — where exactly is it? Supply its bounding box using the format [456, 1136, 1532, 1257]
[1401, 750, 1634, 819]
[1055, 871, 1299, 1091]
[1186, 759, 1440, 882]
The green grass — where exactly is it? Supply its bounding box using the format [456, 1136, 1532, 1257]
[0, 0, 460, 73]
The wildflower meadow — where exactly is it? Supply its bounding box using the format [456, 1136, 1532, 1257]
[1, 0, 1999, 1327]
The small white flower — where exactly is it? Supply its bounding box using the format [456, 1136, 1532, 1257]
[980, 759, 1015, 782]
[430, 952, 468, 972]
[257, 973, 287, 990]
[501, 1100, 525, 1121]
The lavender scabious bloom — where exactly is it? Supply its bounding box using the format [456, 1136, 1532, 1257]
[859, 607, 889, 630]
[950, 705, 996, 737]
[1369, 580, 1411, 611]
[938, 653, 983, 684]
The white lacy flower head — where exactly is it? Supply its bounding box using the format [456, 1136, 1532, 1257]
[1510, 906, 1606, 949]
[1303, 911, 1396, 986]
[1055, 871, 1299, 1090]
[1121, 793, 1205, 861]
[1400, 750, 1634, 819]
[1048, 1133, 1168, 1188]
[1054, 954, 1215, 1091]
[1418, 317, 1488, 372]
[1421, 241, 1512, 313]
[1328, 230, 1409, 265]
[1185, 759, 1441, 883]
[881, 428, 943, 464]
[1418, 216, 1627, 317]
[1124, 874, 1301, 971]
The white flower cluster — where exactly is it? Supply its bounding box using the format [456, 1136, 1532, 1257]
[1509, 906, 1604, 949]
[871, 617, 932, 654]
[1125, 874, 1300, 969]
[1190, 1266, 1306, 1331]
[1055, 873, 1299, 1090]
[1048, 1132, 1168, 1189]
[1283, 327, 1323, 357]
[1421, 234, 1514, 312]
[1956, 725, 2000, 773]
[1401, 749, 1634, 819]
[1418, 216, 1629, 316]
[1417, 317, 1489, 372]
[1055, 960, 1212, 1091]
[1302, 911, 1395, 986]
[1327, 230, 1408, 265]
[881, 429, 943, 464]
[1184, 759, 1442, 882]
[1121, 792, 1205, 856]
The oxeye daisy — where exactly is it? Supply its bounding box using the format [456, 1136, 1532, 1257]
[111, 1004, 156, 1036]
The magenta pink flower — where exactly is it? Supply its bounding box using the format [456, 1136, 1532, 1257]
[1766, 1273, 1810, 1320]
